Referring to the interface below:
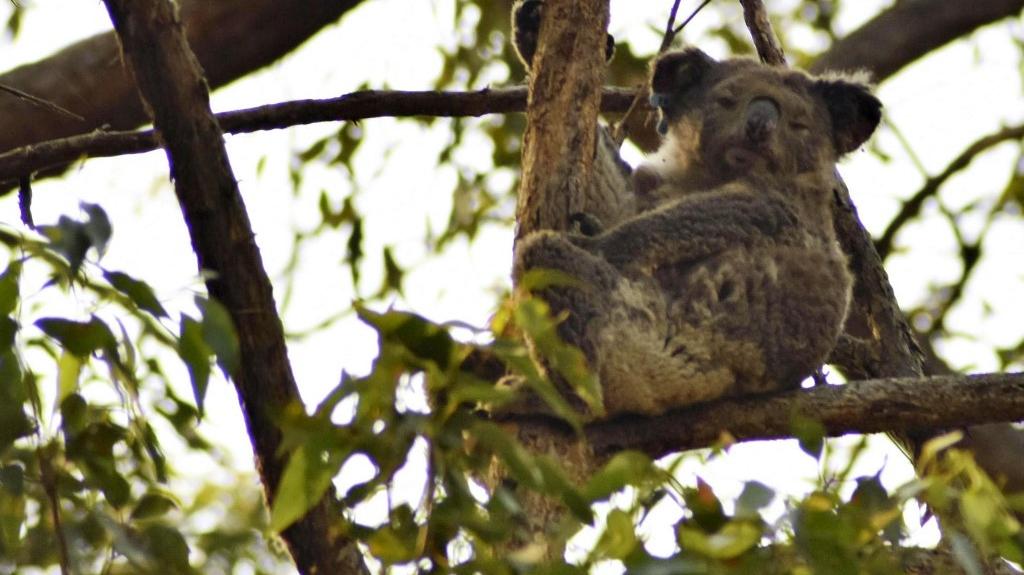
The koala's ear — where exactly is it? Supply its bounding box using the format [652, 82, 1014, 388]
[813, 77, 882, 155]
[651, 48, 715, 96]
[649, 48, 716, 133]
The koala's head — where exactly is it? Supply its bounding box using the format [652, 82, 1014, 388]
[647, 48, 881, 186]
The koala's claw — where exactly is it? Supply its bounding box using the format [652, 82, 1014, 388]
[513, 0, 614, 69]
[569, 211, 604, 236]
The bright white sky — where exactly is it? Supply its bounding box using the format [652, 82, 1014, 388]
[2, 0, 1023, 571]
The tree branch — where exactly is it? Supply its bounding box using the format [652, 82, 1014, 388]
[810, 0, 1024, 81]
[504, 372, 1024, 459]
[875, 123, 1024, 259]
[739, 0, 786, 66]
[98, 1, 365, 573]
[0, 87, 636, 189]
[514, 0, 611, 242]
[0, 0, 363, 154]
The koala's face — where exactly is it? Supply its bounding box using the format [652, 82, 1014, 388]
[698, 68, 832, 179]
[650, 49, 881, 185]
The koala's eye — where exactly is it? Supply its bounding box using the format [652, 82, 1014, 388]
[715, 95, 737, 109]
[789, 121, 811, 132]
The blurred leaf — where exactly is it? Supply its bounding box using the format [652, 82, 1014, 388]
[583, 451, 658, 503]
[38, 216, 90, 273]
[80, 203, 112, 256]
[35, 316, 116, 358]
[132, 491, 178, 520]
[377, 246, 404, 297]
[791, 413, 825, 459]
[596, 508, 638, 560]
[104, 270, 168, 318]
[917, 430, 964, 473]
[684, 478, 727, 533]
[196, 297, 240, 378]
[0, 464, 25, 554]
[178, 315, 211, 414]
[269, 442, 345, 532]
[678, 521, 761, 559]
[515, 297, 602, 417]
[736, 481, 775, 518]
[358, 306, 455, 370]
[367, 504, 421, 564]
[0, 260, 20, 315]
[346, 216, 364, 286]
[143, 524, 191, 573]
[0, 316, 16, 350]
[949, 530, 985, 575]
[56, 350, 82, 407]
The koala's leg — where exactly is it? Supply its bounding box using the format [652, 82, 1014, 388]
[514, 231, 622, 360]
[517, 231, 740, 417]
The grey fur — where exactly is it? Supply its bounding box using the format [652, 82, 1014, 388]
[511, 6, 881, 419]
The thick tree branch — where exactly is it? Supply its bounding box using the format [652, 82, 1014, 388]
[810, 0, 1024, 81]
[509, 372, 1024, 459]
[739, 0, 786, 66]
[0, 87, 636, 188]
[0, 0, 363, 154]
[99, 1, 364, 573]
[514, 0, 610, 242]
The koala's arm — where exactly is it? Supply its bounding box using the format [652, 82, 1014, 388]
[577, 188, 799, 272]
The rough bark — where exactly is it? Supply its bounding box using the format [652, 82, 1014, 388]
[578, 372, 1024, 459]
[98, 1, 365, 573]
[0, 0, 362, 154]
[811, 0, 1024, 81]
[514, 0, 611, 242]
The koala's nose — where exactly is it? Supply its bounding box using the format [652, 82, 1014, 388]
[745, 97, 780, 144]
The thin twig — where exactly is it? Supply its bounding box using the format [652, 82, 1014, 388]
[610, 0, 712, 146]
[875, 123, 1024, 258]
[0, 87, 637, 189]
[0, 83, 84, 122]
[38, 449, 71, 575]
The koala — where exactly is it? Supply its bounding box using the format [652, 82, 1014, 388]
[509, 5, 881, 419]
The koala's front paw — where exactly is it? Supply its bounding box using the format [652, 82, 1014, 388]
[569, 211, 604, 236]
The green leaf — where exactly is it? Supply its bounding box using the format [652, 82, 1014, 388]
[367, 504, 421, 564]
[346, 217, 363, 285]
[378, 246, 404, 296]
[736, 481, 775, 518]
[196, 297, 240, 378]
[56, 350, 82, 408]
[514, 297, 602, 417]
[178, 315, 211, 413]
[0, 316, 16, 350]
[0, 261, 20, 316]
[358, 306, 455, 369]
[597, 508, 638, 560]
[131, 491, 178, 520]
[791, 413, 825, 459]
[104, 270, 167, 318]
[0, 465, 25, 554]
[677, 521, 762, 559]
[143, 524, 191, 573]
[584, 451, 658, 503]
[39, 215, 90, 273]
[80, 202, 112, 256]
[35, 316, 117, 358]
[269, 443, 345, 532]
